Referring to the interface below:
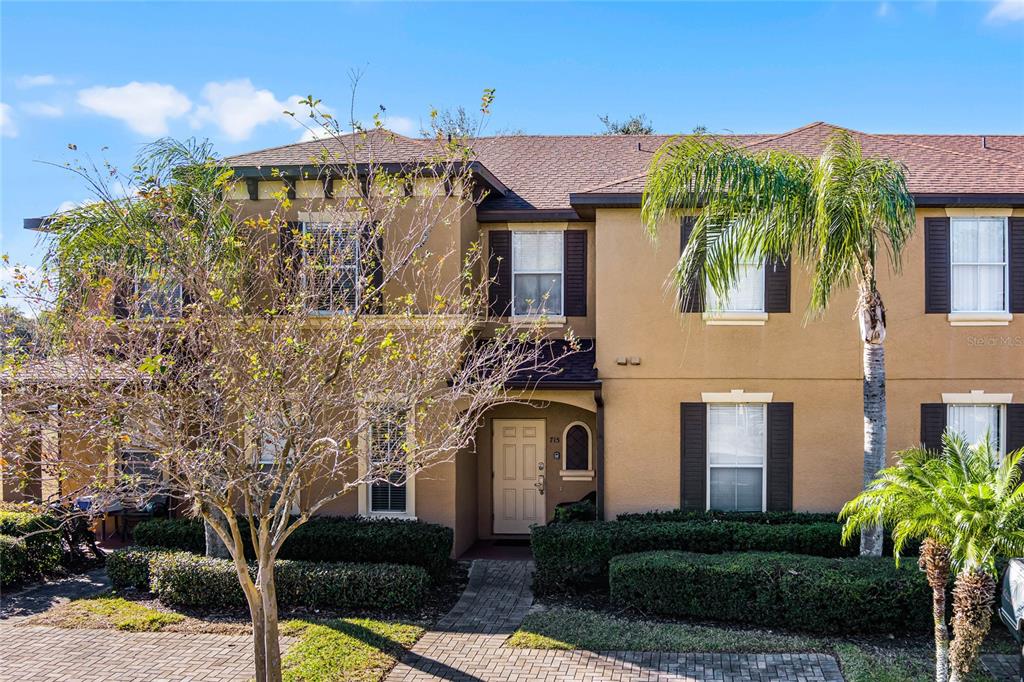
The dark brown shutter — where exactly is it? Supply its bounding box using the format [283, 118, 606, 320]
[766, 402, 794, 511]
[920, 403, 947, 452]
[1007, 404, 1024, 456]
[488, 230, 512, 317]
[112, 282, 130, 319]
[764, 257, 791, 313]
[279, 221, 302, 289]
[1009, 218, 1024, 314]
[563, 230, 587, 317]
[363, 223, 384, 314]
[679, 217, 704, 313]
[680, 402, 707, 511]
[924, 217, 951, 314]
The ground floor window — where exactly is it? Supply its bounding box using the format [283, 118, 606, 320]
[948, 403, 1003, 455]
[366, 408, 414, 516]
[707, 403, 766, 512]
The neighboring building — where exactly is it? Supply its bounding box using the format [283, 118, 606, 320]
[21, 122, 1024, 556]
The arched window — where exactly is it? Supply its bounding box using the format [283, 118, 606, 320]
[561, 422, 593, 478]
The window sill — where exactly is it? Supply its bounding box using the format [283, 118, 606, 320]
[362, 512, 417, 520]
[559, 469, 594, 481]
[947, 312, 1013, 327]
[702, 312, 768, 326]
[510, 315, 566, 328]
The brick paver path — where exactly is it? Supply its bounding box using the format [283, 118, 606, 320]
[982, 652, 1020, 682]
[386, 559, 845, 682]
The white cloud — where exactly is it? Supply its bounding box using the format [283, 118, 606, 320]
[22, 102, 63, 118]
[383, 116, 417, 136]
[0, 265, 44, 317]
[987, 0, 1024, 22]
[191, 79, 302, 142]
[0, 103, 17, 138]
[77, 82, 192, 136]
[16, 74, 61, 88]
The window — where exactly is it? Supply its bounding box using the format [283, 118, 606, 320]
[707, 403, 766, 512]
[951, 218, 1007, 313]
[304, 222, 361, 312]
[136, 277, 183, 318]
[948, 404, 1003, 455]
[512, 231, 563, 316]
[560, 422, 593, 478]
[367, 409, 412, 515]
[707, 258, 765, 312]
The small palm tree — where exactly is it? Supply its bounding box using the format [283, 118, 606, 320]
[840, 445, 954, 682]
[642, 130, 916, 556]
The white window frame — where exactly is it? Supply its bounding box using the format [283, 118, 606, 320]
[705, 402, 768, 513]
[511, 230, 564, 318]
[357, 407, 416, 519]
[705, 259, 766, 314]
[943, 395, 1009, 458]
[302, 221, 362, 315]
[559, 421, 594, 480]
[950, 216, 1009, 315]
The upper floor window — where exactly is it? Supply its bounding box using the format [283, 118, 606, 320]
[707, 403, 766, 512]
[304, 222, 360, 313]
[707, 258, 765, 313]
[948, 403, 1003, 455]
[134, 277, 183, 318]
[512, 231, 563, 317]
[951, 217, 1007, 313]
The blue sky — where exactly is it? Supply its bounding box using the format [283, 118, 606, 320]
[2, 1, 1023, 285]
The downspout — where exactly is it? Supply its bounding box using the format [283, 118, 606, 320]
[593, 382, 605, 520]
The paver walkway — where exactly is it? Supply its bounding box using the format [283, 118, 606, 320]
[386, 559, 845, 682]
[982, 653, 1020, 682]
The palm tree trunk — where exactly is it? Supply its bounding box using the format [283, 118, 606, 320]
[920, 538, 952, 682]
[860, 341, 887, 556]
[949, 568, 996, 682]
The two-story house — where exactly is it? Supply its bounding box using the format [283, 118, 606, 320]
[20, 122, 1024, 556]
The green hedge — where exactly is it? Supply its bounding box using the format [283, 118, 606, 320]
[617, 510, 840, 525]
[531, 520, 854, 593]
[132, 516, 453, 581]
[0, 535, 28, 586]
[0, 510, 63, 578]
[107, 546, 156, 591]
[610, 551, 930, 634]
[145, 550, 428, 611]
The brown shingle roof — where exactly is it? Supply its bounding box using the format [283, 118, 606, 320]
[224, 123, 1024, 213]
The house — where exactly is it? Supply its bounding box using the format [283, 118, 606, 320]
[19, 122, 1024, 556]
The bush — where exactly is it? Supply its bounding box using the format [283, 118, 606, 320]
[147, 550, 429, 611]
[531, 520, 854, 593]
[610, 551, 930, 634]
[131, 516, 453, 582]
[132, 518, 206, 554]
[617, 509, 840, 525]
[107, 546, 159, 590]
[0, 535, 28, 586]
[553, 500, 597, 524]
[0, 510, 63, 577]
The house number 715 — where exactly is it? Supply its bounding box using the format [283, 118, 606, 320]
[549, 436, 560, 444]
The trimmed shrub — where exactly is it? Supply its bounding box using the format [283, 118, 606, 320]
[148, 550, 429, 611]
[531, 520, 854, 593]
[131, 516, 453, 582]
[553, 500, 598, 524]
[610, 551, 930, 634]
[132, 518, 206, 554]
[107, 546, 159, 590]
[617, 509, 840, 525]
[0, 535, 28, 586]
[0, 510, 63, 577]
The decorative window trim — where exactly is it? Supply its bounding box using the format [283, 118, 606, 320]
[946, 312, 1013, 326]
[945, 208, 1013, 218]
[942, 390, 1013, 405]
[357, 407, 417, 519]
[559, 421, 593, 480]
[511, 230, 565, 317]
[702, 312, 769, 326]
[706, 402, 768, 513]
[701, 389, 774, 404]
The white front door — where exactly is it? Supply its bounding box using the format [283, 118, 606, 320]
[492, 419, 545, 534]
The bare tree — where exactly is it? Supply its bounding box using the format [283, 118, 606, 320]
[1, 93, 574, 682]
[599, 113, 655, 135]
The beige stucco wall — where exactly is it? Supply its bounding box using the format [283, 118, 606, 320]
[596, 207, 1024, 517]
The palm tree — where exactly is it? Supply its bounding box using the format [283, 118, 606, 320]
[642, 130, 916, 556]
[842, 433, 1024, 682]
[840, 445, 955, 682]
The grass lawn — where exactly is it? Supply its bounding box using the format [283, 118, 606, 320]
[23, 593, 424, 682]
[508, 606, 1004, 682]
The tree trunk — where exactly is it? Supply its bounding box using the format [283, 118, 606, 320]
[920, 538, 952, 682]
[860, 341, 887, 556]
[949, 568, 996, 682]
[205, 509, 230, 559]
[258, 559, 283, 682]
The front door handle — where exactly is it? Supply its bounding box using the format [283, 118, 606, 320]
[535, 474, 545, 496]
